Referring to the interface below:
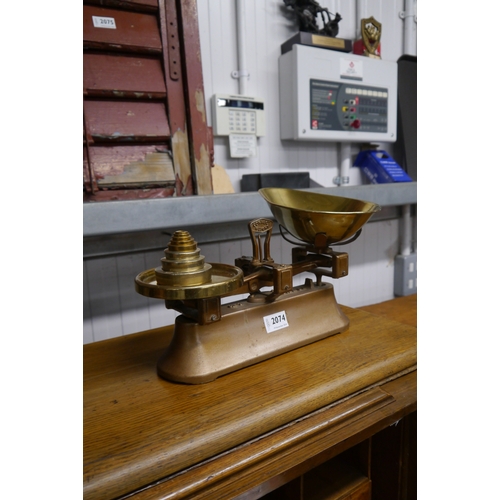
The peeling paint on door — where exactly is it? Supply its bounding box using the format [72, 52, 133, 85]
[194, 143, 213, 194]
[171, 128, 193, 196]
[97, 151, 175, 187]
[195, 89, 206, 123]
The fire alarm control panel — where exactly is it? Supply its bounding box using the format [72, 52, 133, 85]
[279, 44, 397, 142]
[212, 94, 265, 137]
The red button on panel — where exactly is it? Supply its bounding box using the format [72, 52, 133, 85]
[350, 119, 361, 129]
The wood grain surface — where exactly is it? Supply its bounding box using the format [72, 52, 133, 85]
[129, 375, 416, 500]
[357, 294, 416, 327]
[84, 302, 416, 500]
[84, 54, 167, 98]
[84, 100, 170, 142]
[83, 5, 162, 53]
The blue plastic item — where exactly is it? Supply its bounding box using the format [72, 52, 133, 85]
[354, 150, 413, 184]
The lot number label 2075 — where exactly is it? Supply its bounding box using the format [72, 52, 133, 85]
[92, 16, 117, 29]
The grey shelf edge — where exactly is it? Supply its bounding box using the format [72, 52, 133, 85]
[83, 183, 417, 238]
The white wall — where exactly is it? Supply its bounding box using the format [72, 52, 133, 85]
[83, 0, 416, 344]
[197, 0, 410, 191]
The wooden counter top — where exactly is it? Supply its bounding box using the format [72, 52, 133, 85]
[84, 297, 417, 500]
[358, 294, 417, 327]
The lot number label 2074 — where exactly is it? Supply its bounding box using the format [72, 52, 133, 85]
[263, 311, 289, 334]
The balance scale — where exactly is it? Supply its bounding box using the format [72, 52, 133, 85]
[135, 188, 380, 384]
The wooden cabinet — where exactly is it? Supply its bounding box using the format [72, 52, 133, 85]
[83, 296, 416, 499]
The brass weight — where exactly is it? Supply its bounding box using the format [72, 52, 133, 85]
[135, 231, 243, 301]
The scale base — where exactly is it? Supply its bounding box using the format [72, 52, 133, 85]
[158, 281, 349, 383]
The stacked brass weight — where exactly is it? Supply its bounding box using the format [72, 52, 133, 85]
[135, 230, 243, 302]
[155, 231, 212, 288]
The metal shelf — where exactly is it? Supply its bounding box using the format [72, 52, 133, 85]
[83, 183, 417, 237]
[83, 183, 416, 258]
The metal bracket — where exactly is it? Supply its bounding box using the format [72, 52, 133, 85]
[399, 11, 417, 23]
[334, 176, 350, 186]
[165, 0, 181, 80]
[231, 70, 250, 79]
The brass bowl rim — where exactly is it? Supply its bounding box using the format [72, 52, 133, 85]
[259, 188, 381, 215]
